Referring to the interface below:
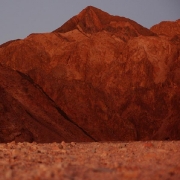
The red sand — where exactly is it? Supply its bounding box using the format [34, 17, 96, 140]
[0, 141, 180, 179]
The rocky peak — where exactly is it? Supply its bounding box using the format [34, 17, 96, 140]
[150, 19, 180, 37]
[53, 6, 155, 39]
[53, 6, 113, 33]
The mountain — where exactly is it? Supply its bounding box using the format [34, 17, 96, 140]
[54, 6, 155, 41]
[150, 19, 180, 49]
[0, 6, 180, 142]
[150, 19, 180, 37]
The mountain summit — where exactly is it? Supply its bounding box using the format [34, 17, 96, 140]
[0, 7, 180, 142]
[54, 6, 155, 40]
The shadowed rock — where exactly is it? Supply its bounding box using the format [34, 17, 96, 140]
[0, 6, 180, 142]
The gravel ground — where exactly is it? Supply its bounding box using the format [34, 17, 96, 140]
[0, 141, 180, 180]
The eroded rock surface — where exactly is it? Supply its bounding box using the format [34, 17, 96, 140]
[150, 19, 180, 37]
[0, 6, 180, 142]
[0, 65, 93, 142]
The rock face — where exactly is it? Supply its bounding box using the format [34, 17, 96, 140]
[150, 19, 180, 37]
[0, 65, 93, 142]
[54, 6, 155, 41]
[150, 19, 180, 55]
[0, 6, 180, 142]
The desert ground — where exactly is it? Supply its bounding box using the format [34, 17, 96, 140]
[0, 141, 180, 180]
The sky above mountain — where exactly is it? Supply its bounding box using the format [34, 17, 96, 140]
[0, 0, 179, 45]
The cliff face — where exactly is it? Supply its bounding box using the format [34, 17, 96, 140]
[0, 6, 180, 142]
[0, 65, 93, 143]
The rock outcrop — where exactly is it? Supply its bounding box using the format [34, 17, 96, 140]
[54, 6, 155, 41]
[150, 19, 180, 37]
[150, 19, 180, 53]
[0, 6, 180, 142]
[0, 65, 94, 142]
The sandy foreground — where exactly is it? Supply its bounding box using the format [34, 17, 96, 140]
[0, 141, 180, 180]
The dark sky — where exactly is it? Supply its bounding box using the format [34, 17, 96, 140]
[0, 0, 180, 45]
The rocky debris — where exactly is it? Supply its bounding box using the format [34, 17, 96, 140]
[0, 6, 180, 142]
[0, 141, 180, 180]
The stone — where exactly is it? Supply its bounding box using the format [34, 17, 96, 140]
[0, 6, 179, 142]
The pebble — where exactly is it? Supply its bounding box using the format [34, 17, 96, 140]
[0, 141, 179, 180]
[143, 142, 154, 148]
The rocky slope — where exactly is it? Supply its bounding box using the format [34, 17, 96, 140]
[150, 19, 180, 37]
[0, 6, 180, 142]
[0, 65, 93, 143]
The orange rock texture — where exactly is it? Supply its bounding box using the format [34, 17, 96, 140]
[0, 6, 180, 142]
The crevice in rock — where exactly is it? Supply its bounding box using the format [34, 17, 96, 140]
[24, 109, 65, 138]
[77, 26, 91, 38]
[16, 70, 97, 141]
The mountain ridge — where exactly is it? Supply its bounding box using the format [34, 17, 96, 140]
[53, 6, 155, 40]
[0, 6, 180, 142]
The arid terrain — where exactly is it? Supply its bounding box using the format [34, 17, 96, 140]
[0, 6, 180, 179]
[0, 141, 180, 180]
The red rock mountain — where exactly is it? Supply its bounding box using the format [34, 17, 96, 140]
[0, 6, 180, 142]
[150, 19, 180, 37]
[54, 6, 155, 40]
